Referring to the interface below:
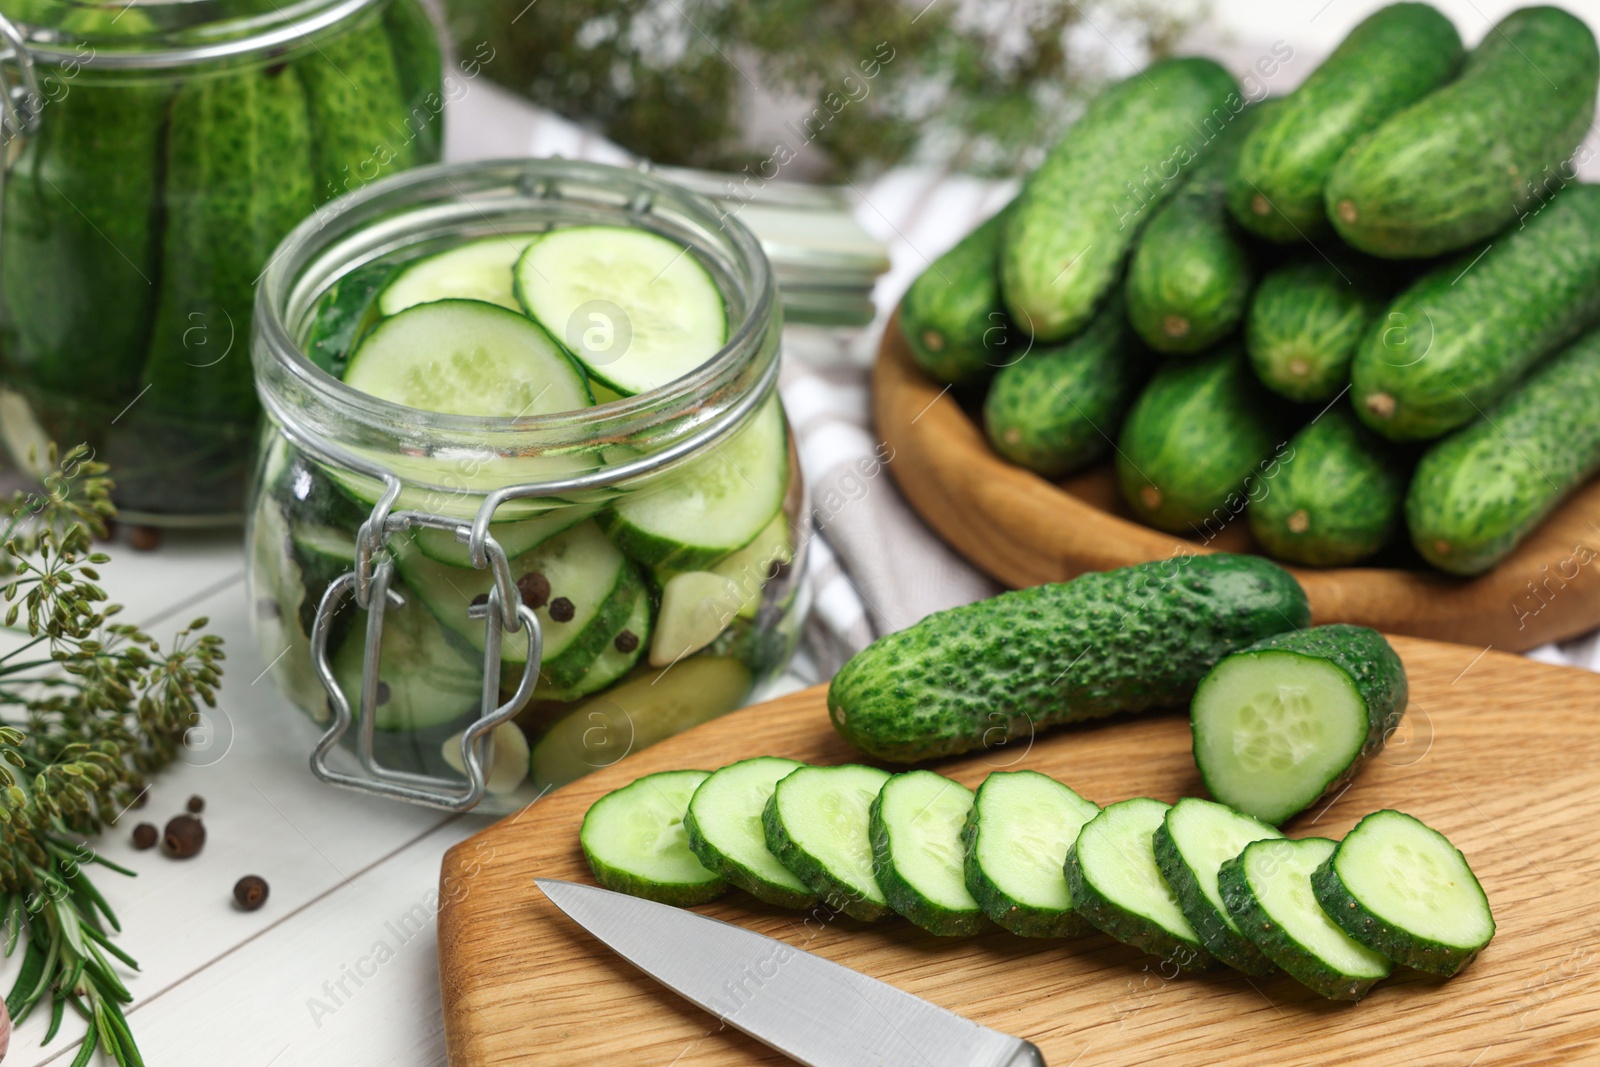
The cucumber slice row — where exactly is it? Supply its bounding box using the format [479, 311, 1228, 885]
[1153, 798, 1284, 976]
[580, 769, 728, 906]
[1312, 809, 1494, 977]
[762, 764, 893, 922]
[869, 771, 988, 936]
[962, 770, 1099, 938]
[1220, 837, 1392, 1001]
[685, 757, 817, 910]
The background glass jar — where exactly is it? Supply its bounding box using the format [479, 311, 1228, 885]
[0, 0, 443, 525]
[249, 159, 807, 815]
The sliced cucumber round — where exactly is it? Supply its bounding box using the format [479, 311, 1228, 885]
[1312, 809, 1494, 977]
[1219, 837, 1391, 1001]
[537, 584, 651, 703]
[330, 592, 484, 733]
[513, 225, 727, 396]
[762, 764, 893, 922]
[869, 771, 988, 936]
[409, 505, 595, 569]
[342, 299, 591, 417]
[1153, 797, 1285, 976]
[580, 769, 727, 906]
[1064, 797, 1215, 972]
[684, 757, 816, 910]
[962, 770, 1099, 938]
[378, 236, 534, 316]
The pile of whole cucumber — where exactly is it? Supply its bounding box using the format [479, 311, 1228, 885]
[900, 3, 1600, 577]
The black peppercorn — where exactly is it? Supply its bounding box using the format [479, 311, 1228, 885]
[127, 525, 163, 552]
[233, 875, 270, 911]
[375, 681, 392, 706]
[131, 823, 158, 850]
[518, 571, 552, 610]
[163, 814, 205, 859]
[614, 630, 639, 654]
[186, 794, 205, 814]
[548, 596, 575, 622]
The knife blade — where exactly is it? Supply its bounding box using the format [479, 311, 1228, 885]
[536, 879, 1046, 1067]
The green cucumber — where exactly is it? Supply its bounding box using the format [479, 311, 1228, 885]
[1311, 809, 1494, 977]
[536, 582, 650, 702]
[382, 0, 445, 162]
[1351, 185, 1600, 441]
[1228, 3, 1463, 244]
[982, 294, 1150, 478]
[1326, 7, 1599, 257]
[410, 506, 595, 569]
[1246, 259, 1385, 403]
[828, 554, 1310, 763]
[304, 259, 396, 377]
[1116, 348, 1289, 535]
[1152, 798, 1285, 976]
[899, 203, 1013, 386]
[1219, 837, 1391, 1000]
[1192, 624, 1408, 826]
[684, 757, 816, 909]
[1406, 328, 1600, 575]
[1001, 57, 1240, 341]
[330, 588, 484, 733]
[378, 236, 534, 316]
[1248, 409, 1407, 568]
[1064, 798, 1215, 972]
[961, 771, 1099, 938]
[869, 771, 988, 936]
[762, 764, 893, 922]
[581, 769, 727, 906]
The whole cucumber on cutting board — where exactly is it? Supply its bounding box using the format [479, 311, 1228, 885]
[1246, 258, 1386, 403]
[1407, 327, 1600, 576]
[1001, 57, 1239, 342]
[899, 202, 1014, 387]
[1228, 2, 1464, 244]
[1351, 184, 1600, 441]
[1248, 408, 1408, 568]
[1326, 6, 1599, 258]
[1116, 347, 1290, 535]
[827, 554, 1310, 763]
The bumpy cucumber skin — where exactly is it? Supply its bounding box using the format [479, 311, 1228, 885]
[1326, 7, 1598, 258]
[868, 773, 989, 936]
[382, 0, 446, 163]
[1406, 329, 1600, 575]
[1249, 409, 1407, 567]
[982, 295, 1149, 478]
[1125, 104, 1261, 354]
[582, 771, 729, 906]
[1218, 840, 1389, 1001]
[1351, 185, 1600, 442]
[1246, 259, 1384, 403]
[1228, 4, 1463, 244]
[683, 757, 817, 910]
[1116, 348, 1289, 535]
[1310, 810, 1494, 977]
[1002, 58, 1240, 341]
[900, 204, 1013, 387]
[828, 554, 1310, 763]
[761, 768, 893, 922]
[1151, 820, 1276, 977]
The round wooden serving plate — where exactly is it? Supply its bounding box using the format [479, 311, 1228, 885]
[874, 311, 1600, 653]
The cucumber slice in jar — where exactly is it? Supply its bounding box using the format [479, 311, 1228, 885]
[684, 757, 817, 909]
[581, 770, 728, 905]
[378, 236, 534, 315]
[650, 571, 740, 668]
[1064, 798, 1215, 972]
[1153, 798, 1285, 976]
[342, 299, 591, 416]
[330, 591, 484, 732]
[513, 225, 727, 395]
[536, 583, 651, 703]
[962, 770, 1100, 938]
[762, 764, 893, 922]
[1219, 837, 1392, 1000]
[869, 771, 988, 936]
[602, 394, 789, 570]
[1311, 809, 1494, 977]
[408, 505, 596, 569]
[440, 721, 530, 796]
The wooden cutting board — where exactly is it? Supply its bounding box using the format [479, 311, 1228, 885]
[873, 313, 1600, 653]
[437, 636, 1600, 1066]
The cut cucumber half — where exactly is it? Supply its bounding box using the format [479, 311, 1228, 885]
[330, 592, 484, 733]
[1064, 797, 1215, 972]
[409, 505, 595, 569]
[529, 657, 751, 789]
[601, 394, 789, 570]
[962, 770, 1100, 938]
[1312, 810, 1494, 977]
[1192, 625, 1408, 825]
[869, 771, 988, 936]
[342, 299, 591, 417]
[1153, 797, 1285, 976]
[684, 757, 816, 910]
[650, 570, 739, 668]
[513, 225, 727, 395]
[440, 721, 530, 796]
[580, 769, 727, 906]
[1219, 837, 1391, 1001]
[377, 236, 534, 316]
[762, 764, 893, 922]
[537, 583, 651, 703]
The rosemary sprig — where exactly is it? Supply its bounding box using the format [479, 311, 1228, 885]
[0, 445, 225, 1064]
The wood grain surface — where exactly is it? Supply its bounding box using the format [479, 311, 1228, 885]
[872, 313, 1600, 652]
[437, 636, 1600, 1066]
